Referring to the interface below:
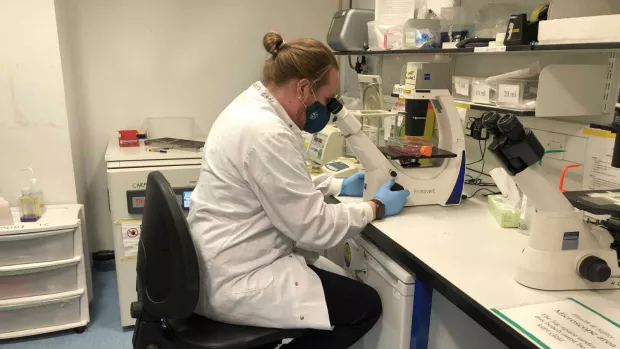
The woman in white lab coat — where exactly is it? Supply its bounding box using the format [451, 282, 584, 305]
[188, 32, 410, 349]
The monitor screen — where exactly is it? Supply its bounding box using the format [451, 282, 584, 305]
[183, 190, 192, 209]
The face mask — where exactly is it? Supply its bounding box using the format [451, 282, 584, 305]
[299, 89, 330, 134]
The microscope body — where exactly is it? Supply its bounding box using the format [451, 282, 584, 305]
[482, 113, 620, 291]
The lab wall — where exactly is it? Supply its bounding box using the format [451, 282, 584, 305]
[58, 0, 340, 252]
[0, 0, 78, 206]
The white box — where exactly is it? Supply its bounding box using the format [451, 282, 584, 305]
[0, 292, 81, 335]
[0, 257, 80, 300]
[0, 229, 74, 267]
[539, 14, 620, 45]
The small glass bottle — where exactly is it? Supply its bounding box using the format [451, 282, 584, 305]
[18, 187, 39, 222]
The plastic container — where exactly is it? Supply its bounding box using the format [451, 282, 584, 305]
[367, 21, 380, 50]
[452, 76, 472, 101]
[387, 136, 433, 156]
[471, 78, 497, 105]
[0, 229, 74, 267]
[17, 188, 39, 223]
[403, 19, 441, 49]
[0, 198, 12, 226]
[495, 79, 538, 110]
[0, 292, 81, 335]
[118, 130, 140, 147]
[0, 258, 79, 300]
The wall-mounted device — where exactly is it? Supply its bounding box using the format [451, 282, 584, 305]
[327, 9, 375, 51]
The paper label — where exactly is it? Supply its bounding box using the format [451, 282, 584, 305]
[493, 298, 620, 349]
[498, 84, 521, 105]
[454, 77, 470, 97]
[472, 84, 491, 104]
[474, 46, 507, 53]
[121, 222, 141, 258]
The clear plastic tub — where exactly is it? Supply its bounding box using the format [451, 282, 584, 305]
[387, 136, 433, 156]
[0, 293, 81, 335]
[471, 78, 497, 105]
[0, 229, 74, 267]
[0, 258, 79, 300]
[452, 76, 472, 101]
[495, 79, 538, 110]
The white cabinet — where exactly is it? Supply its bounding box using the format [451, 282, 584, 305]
[0, 205, 91, 339]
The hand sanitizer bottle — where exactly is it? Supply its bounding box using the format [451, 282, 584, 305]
[18, 188, 39, 222]
[23, 167, 45, 214]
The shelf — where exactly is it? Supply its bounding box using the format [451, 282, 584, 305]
[454, 101, 536, 116]
[379, 146, 457, 160]
[333, 42, 620, 56]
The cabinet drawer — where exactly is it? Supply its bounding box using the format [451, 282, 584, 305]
[0, 257, 80, 300]
[0, 290, 82, 335]
[0, 229, 74, 267]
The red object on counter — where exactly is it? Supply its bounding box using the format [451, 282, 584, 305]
[118, 130, 140, 147]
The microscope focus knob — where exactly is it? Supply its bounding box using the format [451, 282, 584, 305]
[578, 256, 612, 283]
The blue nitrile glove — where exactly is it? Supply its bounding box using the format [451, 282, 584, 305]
[374, 179, 411, 216]
[340, 172, 365, 197]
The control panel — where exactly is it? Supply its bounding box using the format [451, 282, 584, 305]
[126, 187, 195, 214]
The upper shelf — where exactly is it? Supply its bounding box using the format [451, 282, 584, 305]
[333, 42, 620, 56]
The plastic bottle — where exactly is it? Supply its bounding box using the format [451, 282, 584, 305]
[0, 197, 13, 226]
[23, 167, 45, 214]
[18, 187, 39, 222]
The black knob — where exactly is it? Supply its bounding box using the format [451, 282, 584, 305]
[130, 301, 143, 319]
[390, 171, 397, 178]
[390, 183, 405, 191]
[579, 256, 612, 283]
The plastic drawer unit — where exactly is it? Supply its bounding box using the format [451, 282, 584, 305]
[0, 205, 91, 339]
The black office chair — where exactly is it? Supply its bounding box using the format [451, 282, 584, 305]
[131, 171, 306, 349]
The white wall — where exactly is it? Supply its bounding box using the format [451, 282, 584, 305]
[0, 0, 78, 206]
[59, 0, 340, 252]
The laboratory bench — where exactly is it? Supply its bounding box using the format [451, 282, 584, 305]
[330, 193, 620, 349]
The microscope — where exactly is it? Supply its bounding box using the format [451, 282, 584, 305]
[481, 112, 620, 291]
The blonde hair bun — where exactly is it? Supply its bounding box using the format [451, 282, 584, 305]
[263, 31, 285, 57]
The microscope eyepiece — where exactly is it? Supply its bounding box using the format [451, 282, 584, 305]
[327, 98, 343, 114]
[481, 112, 501, 134]
[498, 114, 526, 141]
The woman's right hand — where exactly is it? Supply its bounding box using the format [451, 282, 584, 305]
[374, 179, 410, 216]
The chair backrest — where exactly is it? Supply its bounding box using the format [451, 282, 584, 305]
[136, 171, 199, 320]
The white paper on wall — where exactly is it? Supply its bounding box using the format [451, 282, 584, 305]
[582, 128, 620, 190]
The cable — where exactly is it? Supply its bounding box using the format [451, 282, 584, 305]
[467, 187, 500, 199]
[466, 139, 487, 166]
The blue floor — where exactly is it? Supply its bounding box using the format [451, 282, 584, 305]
[1, 261, 133, 349]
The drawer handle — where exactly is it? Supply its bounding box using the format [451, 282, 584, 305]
[0, 257, 81, 276]
[0, 229, 73, 242]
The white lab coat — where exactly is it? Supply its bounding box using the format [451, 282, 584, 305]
[188, 82, 373, 330]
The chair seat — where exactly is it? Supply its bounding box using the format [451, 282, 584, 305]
[165, 314, 307, 349]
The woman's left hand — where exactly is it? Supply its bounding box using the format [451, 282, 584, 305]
[340, 171, 366, 197]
